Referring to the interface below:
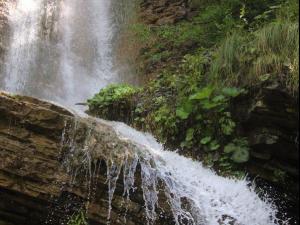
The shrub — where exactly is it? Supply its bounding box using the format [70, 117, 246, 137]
[88, 84, 140, 122]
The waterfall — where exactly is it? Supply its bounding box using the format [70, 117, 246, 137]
[58, 0, 118, 105]
[111, 122, 282, 225]
[0, 1, 286, 225]
[61, 117, 284, 225]
[3, 0, 43, 94]
[1, 0, 119, 106]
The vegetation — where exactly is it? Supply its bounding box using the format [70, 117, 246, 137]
[67, 210, 88, 225]
[88, 0, 299, 177]
[88, 84, 140, 122]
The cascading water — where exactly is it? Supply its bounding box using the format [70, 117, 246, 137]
[58, 0, 119, 105]
[0, 0, 286, 225]
[1, 0, 119, 106]
[111, 122, 282, 225]
[3, 0, 43, 93]
[61, 118, 284, 225]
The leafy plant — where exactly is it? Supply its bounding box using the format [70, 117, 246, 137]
[224, 138, 250, 163]
[67, 211, 88, 225]
[88, 84, 140, 122]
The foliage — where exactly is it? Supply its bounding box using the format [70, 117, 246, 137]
[88, 84, 139, 109]
[211, 21, 299, 93]
[224, 138, 250, 163]
[88, 84, 140, 121]
[88, 0, 298, 177]
[67, 211, 88, 225]
[129, 23, 153, 43]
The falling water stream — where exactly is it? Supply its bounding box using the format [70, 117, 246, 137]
[0, 0, 286, 224]
[1, 0, 119, 106]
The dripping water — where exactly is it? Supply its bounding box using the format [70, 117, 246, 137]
[59, 116, 285, 225]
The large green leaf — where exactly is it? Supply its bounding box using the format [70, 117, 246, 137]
[224, 143, 237, 153]
[200, 136, 212, 145]
[212, 95, 226, 103]
[185, 128, 195, 142]
[231, 147, 250, 163]
[176, 108, 190, 119]
[176, 100, 194, 119]
[209, 140, 220, 151]
[222, 87, 242, 97]
[202, 100, 220, 109]
[189, 87, 214, 100]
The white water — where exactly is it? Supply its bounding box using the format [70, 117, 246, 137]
[62, 117, 283, 225]
[1, 0, 119, 106]
[0, 1, 284, 225]
[111, 122, 281, 225]
[3, 0, 42, 93]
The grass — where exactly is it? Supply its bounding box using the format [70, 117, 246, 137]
[211, 21, 299, 93]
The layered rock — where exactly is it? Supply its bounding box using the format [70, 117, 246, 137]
[232, 84, 299, 220]
[0, 92, 174, 225]
[140, 0, 189, 25]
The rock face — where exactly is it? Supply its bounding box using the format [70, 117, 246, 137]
[0, 92, 174, 225]
[233, 84, 299, 220]
[140, 0, 189, 25]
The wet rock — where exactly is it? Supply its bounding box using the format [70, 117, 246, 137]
[232, 84, 299, 222]
[233, 85, 298, 183]
[0, 92, 174, 225]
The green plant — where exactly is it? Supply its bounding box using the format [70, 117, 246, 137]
[88, 84, 139, 109]
[67, 211, 88, 225]
[87, 0, 298, 179]
[224, 138, 250, 163]
[254, 21, 299, 93]
[87, 84, 140, 121]
[129, 23, 153, 43]
[211, 20, 299, 93]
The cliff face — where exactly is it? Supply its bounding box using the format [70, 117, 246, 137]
[232, 85, 299, 218]
[140, 0, 189, 25]
[0, 92, 175, 225]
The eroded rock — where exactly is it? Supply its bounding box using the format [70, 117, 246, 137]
[140, 0, 189, 25]
[0, 92, 174, 225]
